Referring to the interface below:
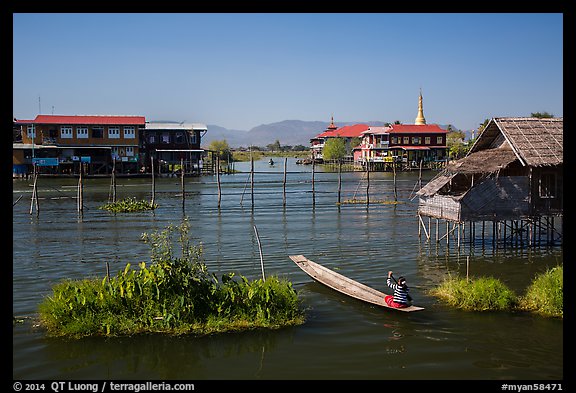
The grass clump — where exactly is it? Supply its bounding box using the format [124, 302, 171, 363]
[430, 276, 517, 311]
[518, 266, 563, 318]
[99, 197, 157, 212]
[38, 219, 304, 338]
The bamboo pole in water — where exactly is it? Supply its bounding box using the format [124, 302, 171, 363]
[251, 157, 254, 207]
[393, 161, 398, 202]
[338, 160, 342, 204]
[283, 157, 287, 207]
[77, 163, 84, 213]
[181, 157, 185, 209]
[29, 164, 39, 216]
[217, 155, 221, 208]
[111, 159, 117, 203]
[253, 224, 265, 280]
[312, 158, 315, 206]
[150, 157, 155, 207]
[366, 162, 370, 205]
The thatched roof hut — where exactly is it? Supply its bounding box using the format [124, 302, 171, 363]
[417, 117, 563, 222]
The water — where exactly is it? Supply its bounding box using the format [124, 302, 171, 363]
[13, 158, 563, 380]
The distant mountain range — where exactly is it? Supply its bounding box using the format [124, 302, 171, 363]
[201, 120, 467, 149]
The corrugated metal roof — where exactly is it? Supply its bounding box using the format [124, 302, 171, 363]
[315, 123, 369, 138]
[145, 122, 207, 131]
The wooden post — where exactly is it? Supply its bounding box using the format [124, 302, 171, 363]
[29, 164, 39, 216]
[112, 159, 117, 203]
[217, 155, 221, 208]
[77, 163, 84, 213]
[253, 225, 265, 280]
[419, 159, 423, 189]
[150, 156, 156, 207]
[337, 160, 342, 205]
[283, 157, 287, 207]
[393, 161, 398, 202]
[365, 162, 370, 205]
[181, 157, 185, 209]
[312, 158, 316, 206]
[466, 256, 470, 282]
[250, 156, 254, 207]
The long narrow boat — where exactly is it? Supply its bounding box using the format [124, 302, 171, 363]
[289, 255, 424, 312]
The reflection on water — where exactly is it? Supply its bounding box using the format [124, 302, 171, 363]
[13, 161, 563, 380]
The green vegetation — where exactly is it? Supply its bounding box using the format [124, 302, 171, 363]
[38, 220, 305, 338]
[322, 137, 346, 160]
[518, 266, 563, 318]
[430, 276, 517, 311]
[430, 266, 563, 318]
[99, 197, 157, 212]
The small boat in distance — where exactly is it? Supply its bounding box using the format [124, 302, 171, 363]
[289, 255, 424, 312]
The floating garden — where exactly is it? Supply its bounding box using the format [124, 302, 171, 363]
[38, 220, 305, 338]
[98, 197, 158, 213]
[430, 265, 563, 318]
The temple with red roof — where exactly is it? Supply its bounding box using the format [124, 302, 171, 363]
[311, 92, 448, 170]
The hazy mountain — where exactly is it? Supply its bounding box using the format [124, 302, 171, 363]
[202, 120, 389, 148]
[200, 120, 465, 148]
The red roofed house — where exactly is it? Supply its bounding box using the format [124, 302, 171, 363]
[353, 91, 448, 170]
[14, 114, 146, 176]
[310, 116, 369, 161]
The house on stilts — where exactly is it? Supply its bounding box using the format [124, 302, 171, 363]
[415, 117, 563, 249]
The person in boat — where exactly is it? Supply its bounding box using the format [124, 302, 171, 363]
[385, 271, 412, 308]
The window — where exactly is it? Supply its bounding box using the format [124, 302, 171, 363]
[162, 133, 170, 143]
[125, 146, 134, 156]
[92, 127, 104, 138]
[175, 132, 184, 144]
[111, 147, 120, 159]
[436, 136, 443, 144]
[61, 126, 73, 139]
[123, 126, 135, 139]
[77, 127, 88, 139]
[148, 133, 156, 143]
[190, 133, 196, 144]
[540, 173, 556, 198]
[403, 136, 409, 144]
[27, 125, 35, 139]
[412, 137, 421, 145]
[391, 136, 398, 144]
[108, 127, 120, 139]
[425, 137, 431, 144]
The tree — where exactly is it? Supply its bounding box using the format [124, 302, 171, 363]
[266, 139, 281, 152]
[531, 112, 554, 118]
[208, 140, 232, 161]
[322, 137, 346, 161]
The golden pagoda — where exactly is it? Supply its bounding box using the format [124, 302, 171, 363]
[414, 90, 426, 125]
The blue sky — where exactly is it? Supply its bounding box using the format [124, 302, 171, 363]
[13, 13, 563, 132]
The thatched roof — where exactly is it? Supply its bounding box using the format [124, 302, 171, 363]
[469, 117, 563, 167]
[446, 147, 518, 174]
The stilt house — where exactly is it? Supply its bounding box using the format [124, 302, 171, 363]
[416, 117, 562, 245]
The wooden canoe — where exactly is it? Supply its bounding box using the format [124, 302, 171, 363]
[289, 255, 424, 312]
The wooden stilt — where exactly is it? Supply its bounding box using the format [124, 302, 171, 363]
[283, 157, 287, 207]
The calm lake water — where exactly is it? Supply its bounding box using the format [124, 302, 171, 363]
[13, 158, 563, 382]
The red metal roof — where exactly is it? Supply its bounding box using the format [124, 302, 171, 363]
[389, 124, 447, 134]
[315, 123, 369, 138]
[33, 115, 146, 125]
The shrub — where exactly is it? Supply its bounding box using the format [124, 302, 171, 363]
[518, 266, 563, 318]
[38, 219, 304, 338]
[99, 197, 157, 212]
[430, 276, 518, 311]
